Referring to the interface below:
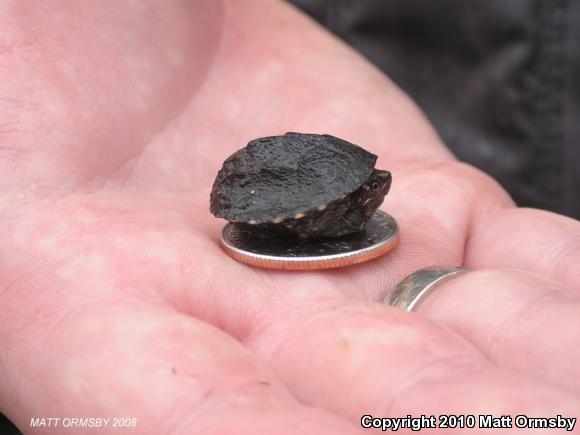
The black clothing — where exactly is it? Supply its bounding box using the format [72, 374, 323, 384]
[290, 0, 580, 219]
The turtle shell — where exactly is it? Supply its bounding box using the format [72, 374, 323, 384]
[210, 132, 377, 223]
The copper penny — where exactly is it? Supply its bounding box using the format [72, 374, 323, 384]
[220, 210, 399, 270]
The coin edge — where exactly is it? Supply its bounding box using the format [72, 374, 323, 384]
[219, 211, 399, 270]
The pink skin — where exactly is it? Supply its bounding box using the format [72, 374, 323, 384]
[1, 0, 579, 433]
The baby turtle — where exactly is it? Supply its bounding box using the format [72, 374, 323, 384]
[210, 132, 391, 241]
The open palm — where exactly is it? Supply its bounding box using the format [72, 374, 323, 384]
[1, 1, 579, 433]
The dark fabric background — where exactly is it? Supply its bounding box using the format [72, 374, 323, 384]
[290, 0, 580, 219]
[0, 416, 19, 435]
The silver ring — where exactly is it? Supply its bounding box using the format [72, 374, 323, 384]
[385, 266, 470, 311]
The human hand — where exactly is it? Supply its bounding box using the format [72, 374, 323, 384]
[1, 1, 579, 433]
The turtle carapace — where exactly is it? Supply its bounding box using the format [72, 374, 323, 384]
[210, 132, 392, 241]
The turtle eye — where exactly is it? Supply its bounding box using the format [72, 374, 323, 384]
[371, 181, 380, 192]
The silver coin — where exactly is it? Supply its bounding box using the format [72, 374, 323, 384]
[220, 210, 399, 270]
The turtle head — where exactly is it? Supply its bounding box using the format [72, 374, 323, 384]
[361, 169, 391, 212]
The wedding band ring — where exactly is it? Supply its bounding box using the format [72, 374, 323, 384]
[385, 266, 470, 311]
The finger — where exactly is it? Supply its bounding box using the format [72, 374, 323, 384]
[0, 302, 365, 435]
[244, 298, 580, 423]
[416, 269, 580, 392]
[466, 207, 580, 291]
